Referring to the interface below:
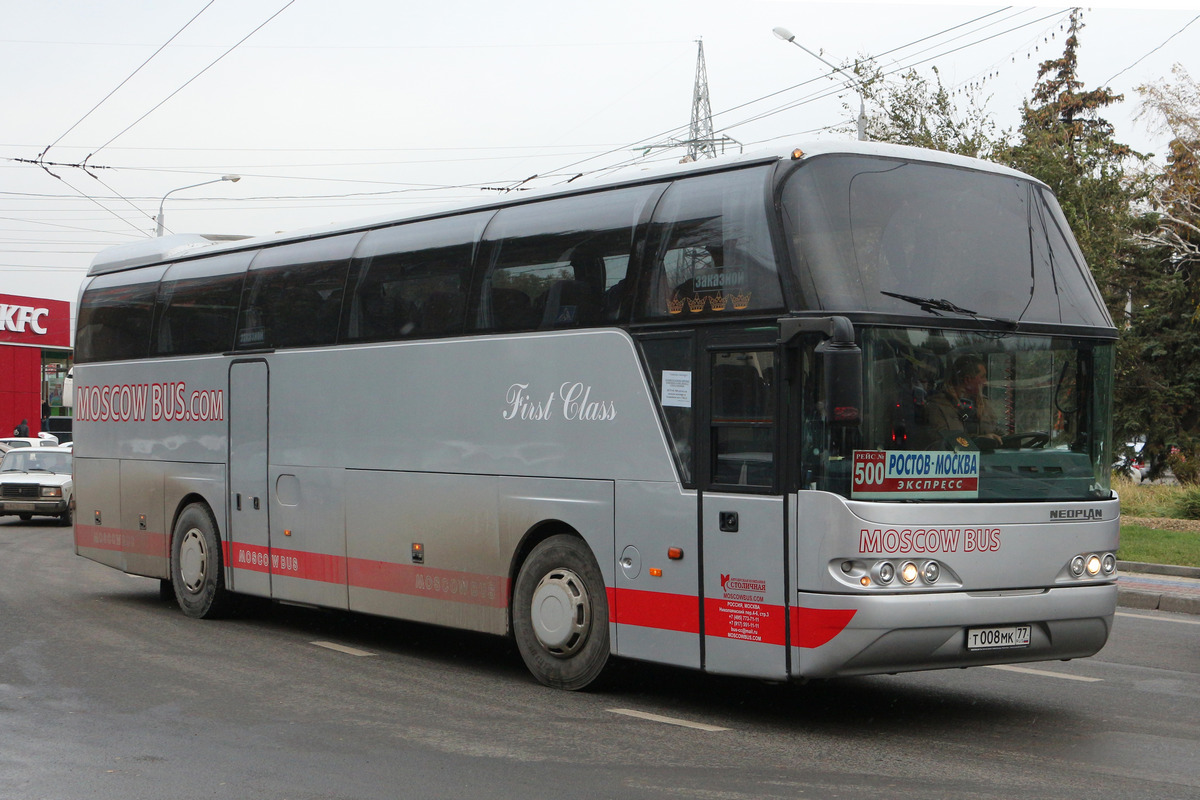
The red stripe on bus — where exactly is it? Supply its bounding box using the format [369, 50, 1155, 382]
[225, 542, 345, 584]
[610, 587, 701, 633]
[790, 606, 857, 648]
[222, 542, 509, 607]
[74, 524, 168, 558]
[347, 558, 509, 608]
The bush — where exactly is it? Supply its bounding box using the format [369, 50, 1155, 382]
[1114, 473, 1182, 517]
[1168, 451, 1200, 486]
[1174, 487, 1200, 520]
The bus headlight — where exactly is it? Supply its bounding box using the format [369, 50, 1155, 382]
[1070, 555, 1085, 577]
[1102, 553, 1117, 575]
[922, 561, 940, 584]
[1085, 554, 1102, 576]
[877, 562, 895, 584]
[900, 562, 919, 584]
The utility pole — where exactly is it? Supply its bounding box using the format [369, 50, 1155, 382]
[687, 39, 717, 161]
[638, 38, 740, 162]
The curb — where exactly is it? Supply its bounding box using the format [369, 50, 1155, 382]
[1117, 560, 1200, 579]
[1116, 560, 1200, 615]
[1118, 587, 1200, 616]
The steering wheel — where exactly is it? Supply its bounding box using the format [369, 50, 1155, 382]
[1000, 431, 1050, 450]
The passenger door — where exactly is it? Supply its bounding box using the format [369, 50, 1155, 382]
[699, 333, 789, 679]
[228, 359, 271, 596]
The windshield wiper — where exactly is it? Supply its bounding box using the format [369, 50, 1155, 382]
[881, 291, 1018, 330]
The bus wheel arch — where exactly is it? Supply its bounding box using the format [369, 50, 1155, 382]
[170, 498, 235, 619]
[511, 527, 611, 691]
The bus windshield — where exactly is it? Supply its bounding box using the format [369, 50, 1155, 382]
[781, 154, 1113, 328]
[800, 327, 1115, 503]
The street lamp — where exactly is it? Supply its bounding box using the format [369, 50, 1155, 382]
[772, 26, 867, 141]
[155, 175, 241, 236]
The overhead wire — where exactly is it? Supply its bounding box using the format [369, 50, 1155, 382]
[86, 0, 297, 162]
[539, 7, 1073, 184]
[1102, 12, 1200, 88]
[37, 1, 216, 162]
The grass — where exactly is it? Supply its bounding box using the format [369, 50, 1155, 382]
[1117, 525, 1200, 568]
[1114, 474, 1200, 567]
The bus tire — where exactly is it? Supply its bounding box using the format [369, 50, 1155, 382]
[171, 503, 234, 619]
[512, 534, 610, 691]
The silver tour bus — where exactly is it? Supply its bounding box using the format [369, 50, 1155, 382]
[73, 142, 1118, 690]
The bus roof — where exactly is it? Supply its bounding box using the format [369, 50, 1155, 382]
[88, 141, 1043, 277]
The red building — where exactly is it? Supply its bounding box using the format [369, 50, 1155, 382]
[0, 293, 72, 438]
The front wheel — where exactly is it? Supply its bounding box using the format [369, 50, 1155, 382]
[512, 534, 610, 691]
[171, 503, 235, 619]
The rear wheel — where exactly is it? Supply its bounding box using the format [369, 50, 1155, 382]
[171, 503, 235, 618]
[512, 534, 610, 690]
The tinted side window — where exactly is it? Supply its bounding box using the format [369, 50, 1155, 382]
[638, 167, 783, 320]
[342, 213, 488, 343]
[153, 252, 253, 356]
[237, 234, 360, 350]
[75, 266, 167, 363]
[474, 186, 656, 333]
[639, 334, 696, 486]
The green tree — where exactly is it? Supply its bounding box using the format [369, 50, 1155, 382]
[854, 61, 1001, 158]
[1002, 8, 1140, 318]
[999, 10, 1162, 472]
[1126, 66, 1200, 479]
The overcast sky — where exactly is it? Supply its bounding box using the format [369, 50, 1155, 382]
[3, 0, 1198, 306]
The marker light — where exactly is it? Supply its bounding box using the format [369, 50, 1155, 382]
[1085, 554, 1102, 576]
[791, 148, 805, 160]
[1070, 555, 1085, 577]
[900, 562, 919, 584]
[860, 576, 871, 587]
[667, 547, 684, 560]
[922, 561, 940, 584]
[649, 567, 663, 577]
[878, 562, 895, 584]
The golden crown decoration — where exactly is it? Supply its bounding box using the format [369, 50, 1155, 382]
[666, 294, 685, 314]
[730, 292, 752, 310]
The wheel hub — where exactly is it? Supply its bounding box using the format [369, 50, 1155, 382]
[178, 527, 208, 593]
[529, 567, 590, 657]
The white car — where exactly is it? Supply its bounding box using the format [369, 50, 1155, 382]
[0, 446, 74, 525]
[0, 433, 60, 449]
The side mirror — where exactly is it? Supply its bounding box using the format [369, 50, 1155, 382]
[779, 316, 862, 427]
[818, 339, 862, 426]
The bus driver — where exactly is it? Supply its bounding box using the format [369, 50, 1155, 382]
[924, 354, 1003, 447]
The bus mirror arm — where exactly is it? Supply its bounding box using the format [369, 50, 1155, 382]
[778, 316, 862, 426]
[777, 315, 855, 347]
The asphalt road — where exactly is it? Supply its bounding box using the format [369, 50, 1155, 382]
[2, 519, 1198, 800]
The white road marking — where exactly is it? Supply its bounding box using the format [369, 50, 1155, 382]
[312, 641, 376, 657]
[985, 664, 1102, 682]
[607, 708, 728, 732]
[1117, 610, 1200, 626]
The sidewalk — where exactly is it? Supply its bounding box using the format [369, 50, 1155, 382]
[1117, 561, 1200, 615]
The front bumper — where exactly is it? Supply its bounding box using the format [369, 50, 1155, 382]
[0, 499, 69, 516]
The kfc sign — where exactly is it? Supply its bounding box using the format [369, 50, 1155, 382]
[0, 294, 70, 348]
